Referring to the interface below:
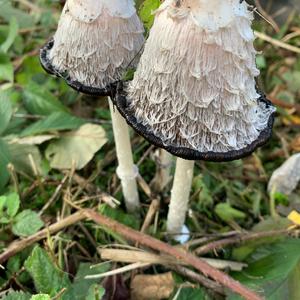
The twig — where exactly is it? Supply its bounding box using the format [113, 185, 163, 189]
[254, 0, 280, 32]
[85, 209, 262, 300]
[74, 193, 120, 208]
[140, 199, 160, 233]
[0, 211, 86, 264]
[85, 262, 150, 279]
[136, 174, 152, 198]
[255, 31, 300, 54]
[39, 174, 69, 216]
[195, 229, 291, 255]
[52, 288, 67, 300]
[99, 248, 246, 271]
[268, 95, 300, 114]
[169, 265, 224, 295]
[183, 231, 238, 249]
[15, 0, 41, 13]
[7, 164, 21, 198]
[78, 222, 99, 250]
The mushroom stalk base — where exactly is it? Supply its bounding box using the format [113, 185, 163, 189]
[167, 158, 194, 237]
[109, 98, 140, 212]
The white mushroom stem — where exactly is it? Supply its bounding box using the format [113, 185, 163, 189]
[167, 158, 195, 236]
[153, 150, 173, 192]
[109, 98, 140, 212]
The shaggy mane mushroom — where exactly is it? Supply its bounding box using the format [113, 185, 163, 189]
[114, 0, 276, 237]
[40, 0, 145, 212]
[115, 0, 275, 162]
[40, 0, 144, 96]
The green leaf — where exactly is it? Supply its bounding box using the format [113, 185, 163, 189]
[71, 263, 110, 300]
[23, 82, 68, 116]
[214, 203, 246, 222]
[282, 71, 300, 93]
[6, 192, 20, 217]
[288, 262, 300, 300]
[6, 253, 22, 275]
[1, 17, 18, 53]
[0, 216, 10, 223]
[99, 204, 140, 229]
[256, 55, 267, 70]
[0, 52, 13, 82]
[177, 287, 208, 300]
[12, 210, 44, 237]
[2, 291, 32, 300]
[45, 124, 107, 170]
[0, 1, 35, 29]
[24, 246, 72, 298]
[193, 175, 213, 208]
[16, 56, 44, 86]
[139, 0, 160, 31]
[232, 217, 291, 261]
[21, 112, 85, 136]
[85, 284, 105, 300]
[7, 143, 42, 175]
[0, 90, 12, 135]
[30, 295, 51, 300]
[0, 195, 6, 211]
[12, 209, 44, 237]
[0, 138, 11, 191]
[230, 239, 300, 300]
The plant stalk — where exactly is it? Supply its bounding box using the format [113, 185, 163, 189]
[167, 158, 194, 236]
[152, 149, 173, 192]
[109, 98, 140, 212]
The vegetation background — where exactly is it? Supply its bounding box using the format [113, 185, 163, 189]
[0, 0, 299, 299]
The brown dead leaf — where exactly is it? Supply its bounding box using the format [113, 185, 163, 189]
[283, 115, 300, 126]
[291, 135, 300, 151]
[131, 272, 174, 300]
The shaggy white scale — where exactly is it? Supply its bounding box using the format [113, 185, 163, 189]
[43, 0, 144, 91]
[121, 0, 275, 158]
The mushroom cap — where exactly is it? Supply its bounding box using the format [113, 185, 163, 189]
[40, 0, 144, 96]
[113, 0, 276, 162]
[115, 84, 274, 162]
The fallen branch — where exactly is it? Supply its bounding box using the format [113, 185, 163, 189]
[195, 229, 291, 255]
[169, 265, 224, 295]
[0, 211, 86, 264]
[99, 248, 246, 271]
[85, 209, 262, 300]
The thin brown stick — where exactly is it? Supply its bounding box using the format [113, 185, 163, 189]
[195, 229, 291, 255]
[99, 248, 246, 271]
[254, 0, 280, 32]
[140, 199, 160, 233]
[39, 174, 69, 216]
[268, 95, 300, 113]
[255, 30, 300, 54]
[136, 174, 152, 198]
[0, 211, 86, 264]
[85, 209, 262, 300]
[169, 265, 224, 295]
